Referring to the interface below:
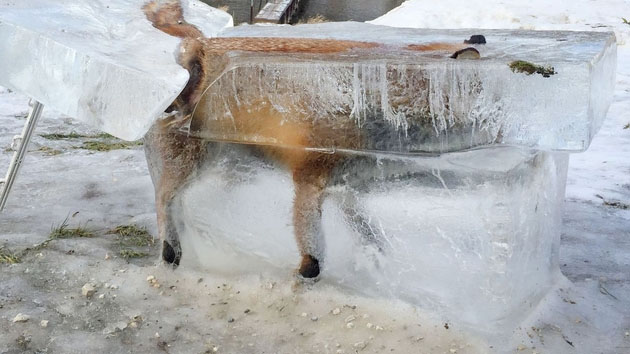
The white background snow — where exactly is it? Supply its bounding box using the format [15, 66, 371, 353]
[1, 0, 629, 353]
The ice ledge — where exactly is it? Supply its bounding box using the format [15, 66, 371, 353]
[0, 0, 232, 141]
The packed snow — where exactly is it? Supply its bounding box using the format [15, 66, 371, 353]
[1, 0, 629, 353]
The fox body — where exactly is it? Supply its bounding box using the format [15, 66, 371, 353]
[142, 0, 479, 278]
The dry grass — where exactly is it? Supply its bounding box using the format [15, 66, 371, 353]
[119, 249, 148, 259]
[49, 218, 94, 239]
[110, 225, 154, 247]
[0, 248, 20, 264]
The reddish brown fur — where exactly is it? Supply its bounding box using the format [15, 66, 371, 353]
[142, 0, 467, 277]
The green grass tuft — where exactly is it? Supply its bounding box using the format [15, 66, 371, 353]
[40, 132, 116, 140]
[79, 140, 142, 152]
[509, 60, 556, 77]
[40, 132, 84, 140]
[110, 224, 154, 247]
[49, 218, 94, 239]
[623, 18, 630, 26]
[624, 123, 629, 130]
[119, 249, 148, 259]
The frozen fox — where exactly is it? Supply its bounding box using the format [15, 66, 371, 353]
[142, 0, 481, 279]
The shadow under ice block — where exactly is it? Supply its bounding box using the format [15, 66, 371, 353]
[176, 23, 617, 333]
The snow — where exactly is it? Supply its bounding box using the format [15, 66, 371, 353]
[0, 0, 629, 353]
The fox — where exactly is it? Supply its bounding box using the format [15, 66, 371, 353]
[142, 0, 483, 279]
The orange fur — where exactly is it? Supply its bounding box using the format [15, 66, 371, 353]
[142, 0, 469, 277]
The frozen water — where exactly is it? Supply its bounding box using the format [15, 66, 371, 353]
[0, 0, 232, 141]
[189, 23, 616, 153]
[176, 144, 569, 331]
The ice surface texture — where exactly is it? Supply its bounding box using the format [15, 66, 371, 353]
[189, 23, 616, 153]
[0, 0, 232, 140]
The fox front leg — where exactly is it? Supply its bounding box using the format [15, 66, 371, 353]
[144, 119, 207, 266]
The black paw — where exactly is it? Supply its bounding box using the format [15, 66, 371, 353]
[464, 35, 486, 44]
[298, 255, 320, 279]
[162, 240, 181, 266]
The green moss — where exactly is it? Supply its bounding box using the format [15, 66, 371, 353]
[110, 224, 154, 247]
[509, 60, 556, 77]
[0, 248, 20, 264]
[623, 17, 630, 26]
[119, 249, 148, 259]
[49, 218, 94, 239]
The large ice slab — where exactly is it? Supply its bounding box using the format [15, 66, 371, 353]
[176, 144, 569, 331]
[189, 23, 616, 153]
[0, 0, 232, 141]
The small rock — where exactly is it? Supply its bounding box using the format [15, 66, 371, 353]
[82, 283, 97, 298]
[366, 323, 374, 329]
[375, 325, 384, 331]
[98, 294, 105, 299]
[517, 344, 527, 351]
[625, 331, 629, 337]
[244, 309, 251, 314]
[301, 312, 308, 317]
[212, 347, 219, 352]
[332, 308, 341, 315]
[227, 317, 235, 323]
[40, 320, 49, 328]
[450, 349, 457, 353]
[344, 315, 356, 323]
[155, 332, 160, 338]
[146, 275, 156, 282]
[353, 341, 367, 350]
[12, 313, 30, 323]
[104, 253, 111, 260]
[346, 322, 355, 329]
[311, 316, 318, 322]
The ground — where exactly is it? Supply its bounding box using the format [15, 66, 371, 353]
[1, 0, 630, 353]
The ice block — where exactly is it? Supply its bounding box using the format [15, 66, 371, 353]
[176, 144, 568, 331]
[189, 22, 616, 153]
[0, 0, 232, 141]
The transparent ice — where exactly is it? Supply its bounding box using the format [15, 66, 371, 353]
[191, 23, 617, 153]
[0, 0, 232, 140]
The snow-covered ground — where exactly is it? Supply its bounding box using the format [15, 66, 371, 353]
[1, 0, 629, 353]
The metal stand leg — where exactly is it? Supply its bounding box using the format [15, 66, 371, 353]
[0, 100, 44, 211]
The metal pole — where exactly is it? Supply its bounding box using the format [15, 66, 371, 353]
[250, 0, 254, 23]
[0, 100, 44, 211]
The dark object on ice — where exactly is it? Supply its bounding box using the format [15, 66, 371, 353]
[509, 60, 557, 77]
[464, 35, 486, 44]
[450, 47, 480, 59]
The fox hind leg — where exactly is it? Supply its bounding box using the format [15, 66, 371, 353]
[291, 153, 340, 279]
